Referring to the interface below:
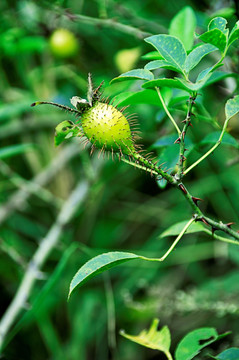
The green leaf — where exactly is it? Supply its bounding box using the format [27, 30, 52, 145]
[54, 120, 82, 146]
[68, 251, 140, 298]
[141, 51, 163, 60]
[112, 89, 167, 107]
[145, 60, 180, 72]
[160, 220, 205, 238]
[225, 95, 239, 121]
[214, 348, 239, 360]
[0, 143, 35, 159]
[176, 77, 210, 91]
[199, 29, 227, 53]
[175, 328, 222, 360]
[200, 131, 239, 148]
[111, 69, 154, 83]
[197, 70, 237, 87]
[142, 78, 192, 93]
[184, 44, 218, 73]
[169, 6, 196, 51]
[228, 21, 239, 47]
[208, 17, 228, 35]
[120, 318, 172, 357]
[145, 35, 187, 73]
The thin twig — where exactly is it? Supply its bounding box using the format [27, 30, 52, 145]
[155, 87, 181, 135]
[74, 14, 152, 39]
[0, 180, 89, 352]
[184, 115, 229, 175]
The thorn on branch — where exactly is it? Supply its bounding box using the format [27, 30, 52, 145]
[179, 184, 187, 194]
[201, 217, 210, 226]
[226, 222, 235, 228]
[192, 196, 203, 206]
[174, 137, 181, 144]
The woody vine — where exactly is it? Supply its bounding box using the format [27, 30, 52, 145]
[30, 16, 239, 297]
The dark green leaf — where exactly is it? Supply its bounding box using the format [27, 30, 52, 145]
[68, 251, 140, 298]
[184, 44, 218, 73]
[169, 6, 196, 51]
[120, 318, 171, 355]
[225, 95, 239, 121]
[145, 35, 187, 72]
[214, 348, 239, 359]
[142, 78, 191, 93]
[112, 89, 166, 107]
[175, 328, 223, 360]
[0, 143, 35, 159]
[200, 131, 238, 148]
[111, 69, 154, 83]
[199, 29, 227, 53]
[228, 21, 239, 47]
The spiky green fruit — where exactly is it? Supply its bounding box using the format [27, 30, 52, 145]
[81, 102, 135, 155]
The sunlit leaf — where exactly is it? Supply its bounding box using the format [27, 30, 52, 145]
[169, 6, 196, 51]
[145, 35, 186, 73]
[120, 318, 172, 357]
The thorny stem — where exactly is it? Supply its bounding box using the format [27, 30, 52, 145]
[177, 93, 197, 178]
[155, 87, 181, 136]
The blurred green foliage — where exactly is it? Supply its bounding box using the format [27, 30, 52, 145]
[0, 0, 239, 359]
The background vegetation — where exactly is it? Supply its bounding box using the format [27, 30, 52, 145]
[0, 0, 239, 359]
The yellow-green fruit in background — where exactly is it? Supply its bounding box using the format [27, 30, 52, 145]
[114, 47, 141, 73]
[49, 28, 79, 58]
[81, 102, 135, 155]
